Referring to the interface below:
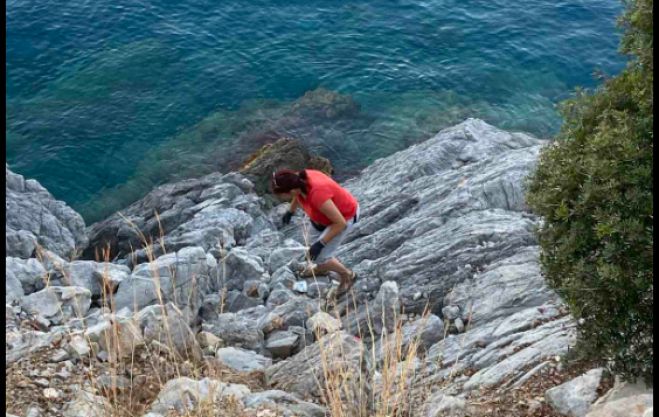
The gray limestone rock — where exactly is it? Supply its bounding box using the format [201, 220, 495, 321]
[220, 248, 267, 291]
[6, 266, 25, 305]
[266, 287, 296, 307]
[376, 314, 444, 363]
[202, 312, 264, 352]
[21, 286, 91, 324]
[270, 266, 298, 289]
[148, 377, 251, 415]
[137, 303, 203, 361]
[265, 330, 299, 358]
[243, 390, 327, 417]
[84, 172, 269, 263]
[268, 244, 307, 273]
[274, 296, 320, 329]
[6, 166, 88, 259]
[266, 331, 370, 404]
[113, 246, 213, 312]
[344, 280, 400, 338]
[215, 347, 272, 372]
[423, 391, 467, 417]
[6, 257, 47, 295]
[546, 368, 606, 417]
[62, 391, 112, 417]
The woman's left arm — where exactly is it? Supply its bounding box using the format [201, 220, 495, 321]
[317, 199, 347, 244]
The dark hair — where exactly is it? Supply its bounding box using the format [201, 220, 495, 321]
[271, 169, 308, 194]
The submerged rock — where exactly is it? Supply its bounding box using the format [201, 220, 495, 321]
[239, 137, 333, 195]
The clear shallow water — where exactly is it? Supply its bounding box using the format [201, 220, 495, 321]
[6, 0, 625, 223]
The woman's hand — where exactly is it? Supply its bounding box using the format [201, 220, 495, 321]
[308, 240, 325, 260]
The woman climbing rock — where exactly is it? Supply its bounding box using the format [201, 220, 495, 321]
[271, 168, 359, 295]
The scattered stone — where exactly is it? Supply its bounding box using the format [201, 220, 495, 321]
[138, 303, 203, 361]
[34, 378, 50, 388]
[149, 377, 251, 415]
[62, 391, 112, 417]
[243, 389, 327, 417]
[42, 388, 61, 399]
[203, 313, 264, 352]
[546, 368, 605, 417]
[306, 311, 342, 337]
[96, 375, 131, 393]
[266, 331, 369, 403]
[454, 317, 465, 333]
[67, 335, 91, 357]
[197, 331, 224, 350]
[21, 286, 91, 324]
[50, 349, 70, 362]
[215, 347, 272, 372]
[265, 330, 299, 358]
[424, 391, 466, 417]
[25, 405, 44, 417]
[442, 305, 460, 321]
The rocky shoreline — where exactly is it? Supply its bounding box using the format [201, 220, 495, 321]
[6, 119, 652, 417]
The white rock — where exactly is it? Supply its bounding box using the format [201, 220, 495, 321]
[546, 368, 605, 417]
[215, 347, 272, 372]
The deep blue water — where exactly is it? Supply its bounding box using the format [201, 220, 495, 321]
[6, 0, 626, 222]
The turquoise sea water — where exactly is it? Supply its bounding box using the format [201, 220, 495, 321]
[6, 0, 626, 223]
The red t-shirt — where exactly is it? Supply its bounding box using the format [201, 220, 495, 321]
[297, 170, 358, 226]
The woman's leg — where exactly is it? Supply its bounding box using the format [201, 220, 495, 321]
[317, 257, 354, 287]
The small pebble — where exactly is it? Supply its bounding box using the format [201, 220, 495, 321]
[34, 378, 50, 388]
[43, 388, 60, 399]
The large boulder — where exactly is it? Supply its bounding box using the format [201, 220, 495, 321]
[220, 247, 267, 291]
[266, 331, 369, 405]
[258, 297, 319, 334]
[6, 268, 24, 305]
[50, 260, 130, 298]
[113, 246, 214, 312]
[21, 286, 92, 325]
[6, 166, 88, 259]
[84, 172, 271, 263]
[5, 257, 47, 295]
[136, 303, 203, 361]
[374, 314, 444, 366]
[148, 377, 250, 415]
[546, 368, 606, 417]
[215, 347, 272, 372]
[344, 281, 401, 338]
[585, 378, 653, 417]
[202, 312, 265, 353]
[243, 390, 327, 417]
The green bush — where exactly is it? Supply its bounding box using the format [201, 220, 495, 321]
[526, 0, 653, 384]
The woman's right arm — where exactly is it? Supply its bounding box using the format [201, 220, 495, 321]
[290, 197, 299, 213]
